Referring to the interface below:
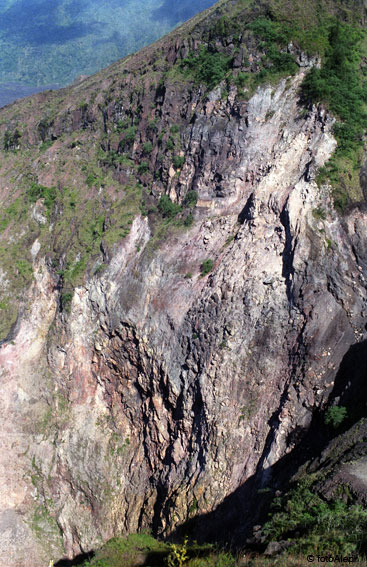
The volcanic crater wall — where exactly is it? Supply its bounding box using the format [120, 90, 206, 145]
[2, 60, 367, 566]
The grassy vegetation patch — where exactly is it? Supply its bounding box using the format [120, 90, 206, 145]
[248, 17, 298, 76]
[181, 46, 233, 90]
[81, 533, 169, 567]
[98, 149, 134, 169]
[158, 195, 182, 219]
[80, 533, 237, 567]
[0, 159, 145, 333]
[200, 259, 214, 276]
[145, 193, 195, 252]
[239, 3, 366, 209]
[30, 504, 62, 550]
[263, 477, 367, 555]
[239, 8, 367, 209]
[0, 214, 35, 336]
[53, 182, 143, 292]
[143, 141, 153, 154]
[27, 182, 57, 217]
[0, 197, 24, 231]
[301, 22, 367, 208]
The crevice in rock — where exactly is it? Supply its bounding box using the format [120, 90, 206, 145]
[238, 192, 255, 224]
[279, 198, 295, 309]
[151, 484, 167, 536]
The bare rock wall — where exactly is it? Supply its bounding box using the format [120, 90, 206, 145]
[1, 73, 367, 565]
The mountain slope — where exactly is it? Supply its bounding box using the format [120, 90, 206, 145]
[0, 0, 367, 565]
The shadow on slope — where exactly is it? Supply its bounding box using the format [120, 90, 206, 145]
[168, 339, 367, 547]
[55, 551, 95, 566]
[54, 338, 367, 565]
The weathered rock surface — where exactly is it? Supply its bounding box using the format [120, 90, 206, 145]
[0, 1, 367, 565]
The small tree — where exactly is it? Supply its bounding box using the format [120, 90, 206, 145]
[324, 406, 347, 429]
[173, 155, 185, 169]
[200, 259, 214, 276]
[158, 195, 182, 218]
[184, 191, 198, 208]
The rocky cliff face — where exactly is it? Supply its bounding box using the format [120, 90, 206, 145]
[1, 0, 367, 565]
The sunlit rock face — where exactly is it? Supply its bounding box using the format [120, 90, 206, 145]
[1, 1, 367, 565]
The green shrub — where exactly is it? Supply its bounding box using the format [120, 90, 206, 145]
[116, 119, 129, 133]
[143, 142, 153, 154]
[184, 191, 198, 208]
[263, 478, 367, 555]
[265, 48, 298, 75]
[184, 213, 194, 227]
[86, 173, 98, 187]
[173, 155, 185, 169]
[3, 128, 21, 151]
[312, 206, 326, 220]
[122, 126, 137, 147]
[324, 406, 347, 428]
[200, 259, 214, 276]
[148, 119, 157, 131]
[16, 260, 33, 279]
[61, 292, 73, 313]
[138, 162, 149, 174]
[158, 195, 182, 218]
[39, 140, 53, 153]
[27, 183, 57, 215]
[181, 46, 232, 90]
[234, 72, 248, 88]
[170, 124, 180, 135]
[247, 18, 298, 78]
